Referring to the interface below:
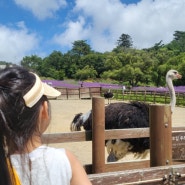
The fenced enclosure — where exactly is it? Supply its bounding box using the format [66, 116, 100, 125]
[55, 86, 185, 106]
[108, 89, 185, 107]
[43, 97, 185, 184]
[120, 90, 185, 106]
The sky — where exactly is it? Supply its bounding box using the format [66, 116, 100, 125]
[1, 0, 185, 64]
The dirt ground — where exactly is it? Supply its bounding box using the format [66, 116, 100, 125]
[45, 99, 185, 165]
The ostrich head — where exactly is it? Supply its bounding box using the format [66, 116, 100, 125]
[166, 69, 182, 113]
[166, 69, 182, 80]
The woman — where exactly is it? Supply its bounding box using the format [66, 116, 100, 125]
[0, 66, 92, 185]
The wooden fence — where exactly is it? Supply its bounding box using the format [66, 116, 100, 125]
[54, 86, 185, 107]
[42, 97, 185, 184]
[55, 87, 101, 99]
[116, 90, 185, 106]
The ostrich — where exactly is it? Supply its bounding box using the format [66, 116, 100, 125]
[70, 70, 182, 162]
[166, 70, 182, 113]
[104, 89, 114, 104]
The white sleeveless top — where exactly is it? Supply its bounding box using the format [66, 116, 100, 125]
[10, 146, 72, 185]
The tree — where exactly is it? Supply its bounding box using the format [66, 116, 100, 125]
[103, 53, 122, 71]
[167, 31, 185, 53]
[21, 55, 43, 74]
[75, 65, 97, 80]
[41, 51, 65, 80]
[144, 40, 164, 51]
[173, 31, 185, 41]
[150, 48, 175, 86]
[116, 33, 133, 49]
[62, 52, 78, 79]
[79, 53, 105, 78]
[70, 40, 92, 56]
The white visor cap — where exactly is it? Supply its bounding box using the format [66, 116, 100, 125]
[23, 73, 61, 107]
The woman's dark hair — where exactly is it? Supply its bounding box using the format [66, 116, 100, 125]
[0, 66, 48, 184]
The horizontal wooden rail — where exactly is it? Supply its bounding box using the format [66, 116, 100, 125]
[84, 155, 185, 174]
[42, 127, 185, 175]
[85, 160, 150, 174]
[105, 128, 149, 139]
[42, 127, 185, 143]
[42, 130, 92, 143]
[88, 164, 185, 185]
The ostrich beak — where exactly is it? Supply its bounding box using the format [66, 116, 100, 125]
[177, 73, 182, 79]
[107, 151, 118, 162]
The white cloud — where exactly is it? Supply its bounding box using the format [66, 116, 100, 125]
[0, 22, 39, 63]
[7, 0, 185, 58]
[54, 0, 185, 52]
[53, 16, 91, 49]
[14, 0, 67, 20]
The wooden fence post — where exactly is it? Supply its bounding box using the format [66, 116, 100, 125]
[149, 104, 172, 167]
[66, 88, 68, 99]
[92, 97, 105, 173]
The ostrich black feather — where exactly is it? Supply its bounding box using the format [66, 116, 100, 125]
[71, 101, 149, 161]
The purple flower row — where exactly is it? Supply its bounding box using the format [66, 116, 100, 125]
[131, 86, 185, 93]
[42, 80, 79, 88]
[78, 81, 123, 89]
[42, 79, 185, 93]
[42, 80, 124, 90]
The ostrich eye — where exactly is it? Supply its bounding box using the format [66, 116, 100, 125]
[174, 71, 177, 74]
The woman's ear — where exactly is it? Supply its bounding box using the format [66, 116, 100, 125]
[41, 101, 49, 120]
[38, 101, 50, 133]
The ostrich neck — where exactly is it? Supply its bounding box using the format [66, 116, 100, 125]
[166, 77, 176, 112]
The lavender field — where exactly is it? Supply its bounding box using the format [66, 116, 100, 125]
[42, 79, 124, 90]
[42, 79, 185, 93]
[43, 80, 185, 106]
[131, 86, 185, 93]
[42, 79, 185, 106]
